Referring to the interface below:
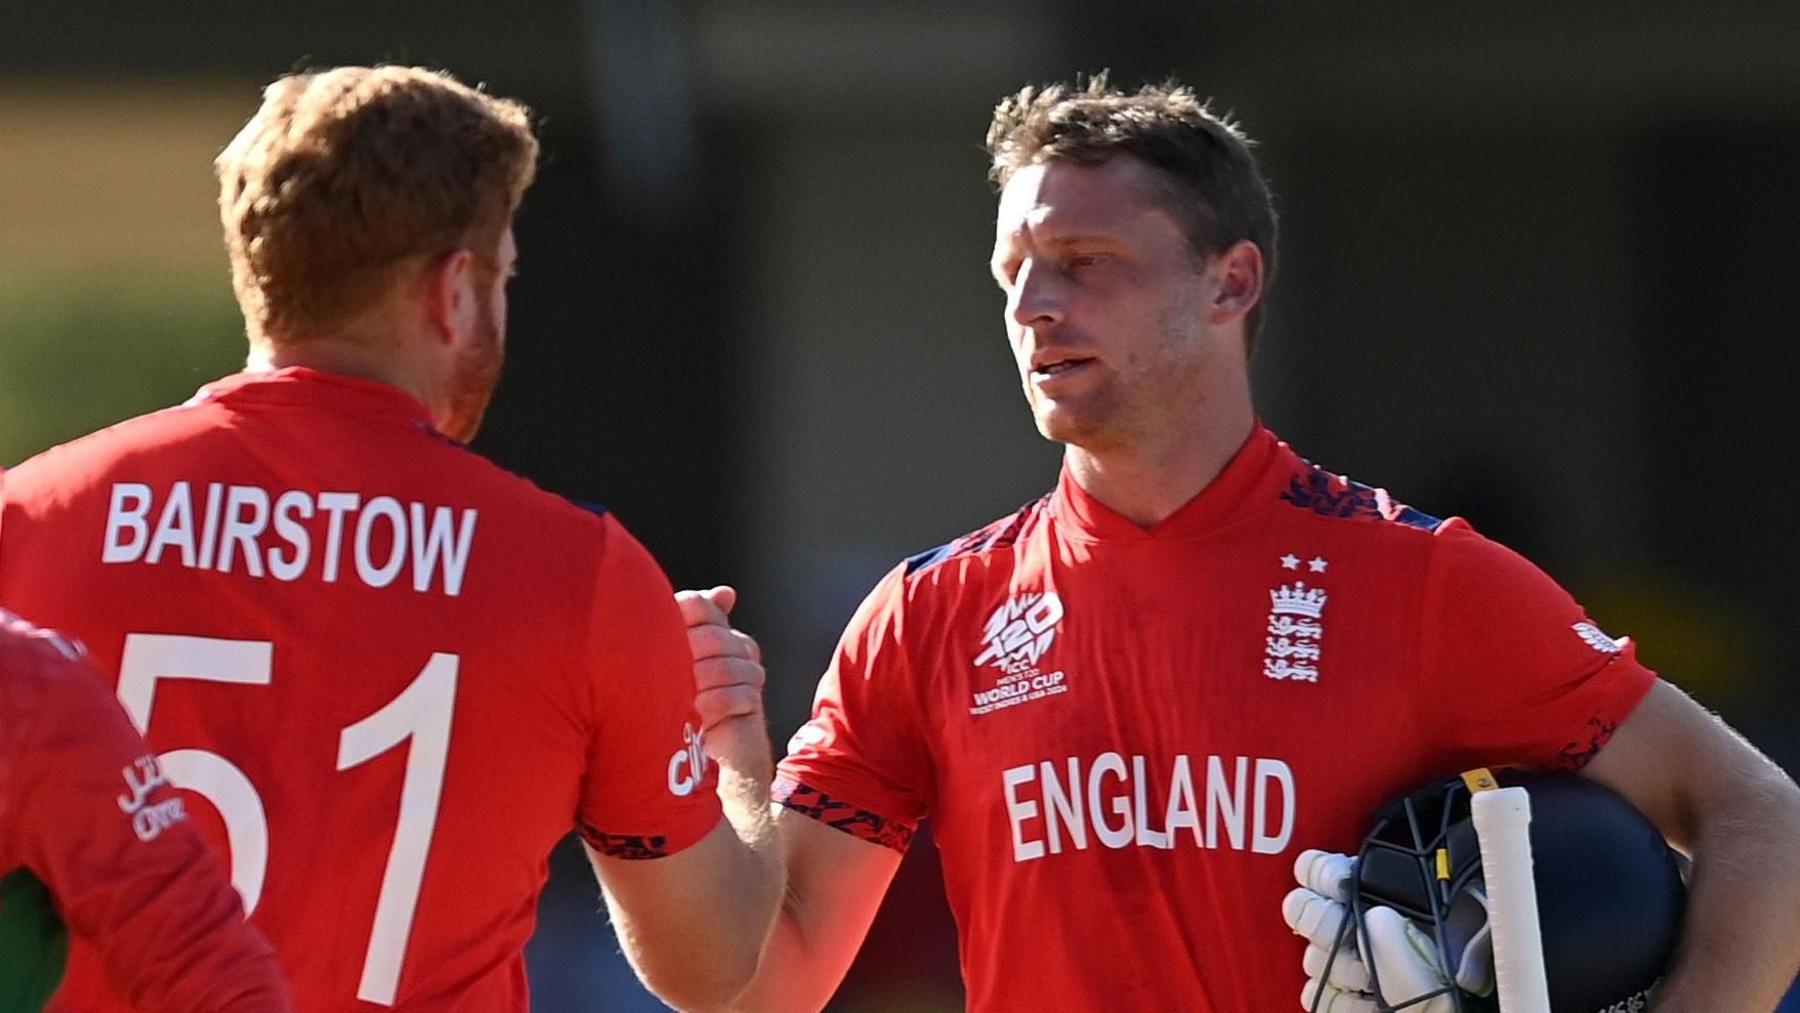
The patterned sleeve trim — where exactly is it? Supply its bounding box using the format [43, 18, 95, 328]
[1552, 717, 1620, 771]
[578, 822, 671, 860]
[773, 777, 913, 852]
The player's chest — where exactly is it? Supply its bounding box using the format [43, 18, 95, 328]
[918, 543, 1427, 825]
[931, 545, 1414, 720]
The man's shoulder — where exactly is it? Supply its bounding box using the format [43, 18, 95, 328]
[4, 402, 212, 494]
[1267, 449, 1450, 539]
[427, 442, 614, 537]
[0, 609, 89, 695]
[4, 395, 611, 536]
[826, 495, 1052, 639]
[900, 492, 1053, 582]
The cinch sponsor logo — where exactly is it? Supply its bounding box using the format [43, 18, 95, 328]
[102, 481, 478, 597]
[1000, 752, 1296, 862]
[666, 722, 708, 798]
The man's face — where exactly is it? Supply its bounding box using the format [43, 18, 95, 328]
[990, 157, 1222, 451]
[440, 226, 514, 442]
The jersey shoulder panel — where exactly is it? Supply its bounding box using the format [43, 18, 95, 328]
[0, 610, 87, 673]
[421, 436, 616, 541]
[2, 402, 214, 496]
[1274, 454, 1447, 535]
[902, 492, 1052, 579]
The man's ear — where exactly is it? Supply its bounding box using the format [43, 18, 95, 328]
[1208, 240, 1265, 325]
[424, 250, 478, 344]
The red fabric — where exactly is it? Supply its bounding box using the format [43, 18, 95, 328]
[0, 609, 290, 1011]
[778, 425, 1655, 1012]
[0, 369, 719, 1010]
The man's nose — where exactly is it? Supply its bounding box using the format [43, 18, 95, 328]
[1008, 258, 1065, 332]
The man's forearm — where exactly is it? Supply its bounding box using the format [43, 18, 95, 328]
[733, 900, 877, 1013]
[710, 718, 785, 967]
[716, 758, 784, 932]
[598, 721, 785, 1013]
[1650, 770, 1800, 1011]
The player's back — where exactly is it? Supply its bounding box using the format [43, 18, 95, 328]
[0, 368, 717, 1010]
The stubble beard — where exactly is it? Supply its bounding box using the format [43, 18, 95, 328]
[1030, 329, 1202, 457]
[439, 291, 505, 444]
[1029, 377, 1124, 452]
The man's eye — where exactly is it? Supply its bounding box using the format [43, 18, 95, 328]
[1066, 253, 1106, 270]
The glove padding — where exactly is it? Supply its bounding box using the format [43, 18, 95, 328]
[1282, 849, 1494, 1013]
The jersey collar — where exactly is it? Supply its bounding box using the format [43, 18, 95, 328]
[1050, 423, 1284, 542]
[191, 367, 441, 434]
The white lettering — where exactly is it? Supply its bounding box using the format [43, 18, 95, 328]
[667, 723, 706, 798]
[1252, 758, 1296, 855]
[145, 482, 196, 567]
[997, 752, 1299, 861]
[196, 482, 224, 571]
[103, 483, 153, 563]
[1040, 757, 1087, 854]
[269, 491, 314, 581]
[1001, 623, 1033, 654]
[1024, 594, 1063, 630]
[116, 755, 168, 813]
[409, 504, 478, 597]
[132, 797, 188, 842]
[1165, 755, 1203, 847]
[1002, 764, 1044, 862]
[317, 492, 360, 582]
[97, 483, 478, 596]
[1132, 755, 1172, 849]
[217, 485, 270, 577]
[1206, 755, 1247, 850]
[1088, 752, 1132, 848]
[355, 497, 407, 588]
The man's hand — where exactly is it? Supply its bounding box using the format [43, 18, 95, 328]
[580, 585, 785, 1012]
[1282, 849, 1492, 1013]
[676, 585, 769, 780]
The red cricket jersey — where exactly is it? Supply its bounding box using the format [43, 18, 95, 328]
[776, 424, 1656, 1012]
[0, 608, 289, 1011]
[0, 368, 721, 1010]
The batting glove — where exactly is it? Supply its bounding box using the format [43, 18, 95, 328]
[1282, 849, 1494, 1013]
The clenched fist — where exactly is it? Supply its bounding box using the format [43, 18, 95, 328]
[674, 585, 771, 780]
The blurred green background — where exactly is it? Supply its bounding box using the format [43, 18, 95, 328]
[0, 88, 244, 462]
[4, 3, 1798, 1010]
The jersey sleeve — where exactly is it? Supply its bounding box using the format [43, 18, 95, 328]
[775, 564, 931, 852]
[1419, 520, 1657, 773]
[5, 634, 292, 1012]
[575, 516, 722, 860]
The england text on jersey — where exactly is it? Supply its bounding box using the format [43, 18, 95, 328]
[101, 481, 478, 596]
[1001, 752, 1295, 862]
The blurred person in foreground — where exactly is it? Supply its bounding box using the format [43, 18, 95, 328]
[0, 65, 780, 1011]
[0, 606, 290, 1011]
[682, 74, 1800, 1011]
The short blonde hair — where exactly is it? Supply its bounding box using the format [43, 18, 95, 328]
[216, 65, 538, 343]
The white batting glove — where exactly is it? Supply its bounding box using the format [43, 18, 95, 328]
[1282, 849, 1493, 1013]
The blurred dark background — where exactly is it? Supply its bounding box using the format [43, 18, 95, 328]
[4, 2, 1797, 1009]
